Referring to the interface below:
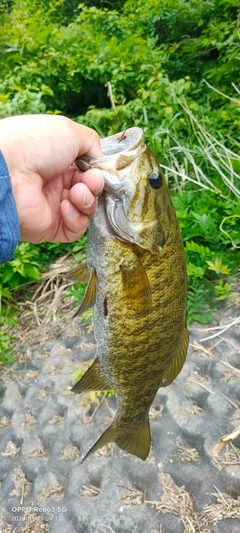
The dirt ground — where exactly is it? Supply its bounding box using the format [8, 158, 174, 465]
[0, 279, 239, 533]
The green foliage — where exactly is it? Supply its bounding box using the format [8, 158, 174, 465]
[67, 282, 88, 306]
[0, 243, 41, 289]
[0, 237, 88, 361]
[124, 0, 240, 95]
[0, 242, 42, 363]
[172, 190, 239, 322]
[0, 285, 17, 364]
[36, 235, 88, 267]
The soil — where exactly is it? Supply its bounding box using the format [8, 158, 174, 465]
[0, 290, 239, 533]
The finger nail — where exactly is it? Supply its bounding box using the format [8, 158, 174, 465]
[82, 185, 94, 207]
[95, 174, 105, 196]
[67, 201, 80, 218]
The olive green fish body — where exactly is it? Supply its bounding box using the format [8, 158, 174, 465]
[73, 128, 188, 461]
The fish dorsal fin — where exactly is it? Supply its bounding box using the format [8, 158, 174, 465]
[67, 263, 89, 282]
[71, 357, 111, 393]
[81, 417, 151, 463]
[73, 268, 97, 317]
[162, 326, 189, 386]
[120, 254, 151, 315]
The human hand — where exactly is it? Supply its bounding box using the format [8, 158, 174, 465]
[0, 114, 104, 243]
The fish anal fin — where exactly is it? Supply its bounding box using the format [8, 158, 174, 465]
[67, 263, 89, 282]
[81, 417, 151, 463]
[120, 255, 151, 315]
[162, 326, 189, 386]
[73, 268, 97, 318]
[71, 357, 110, 393]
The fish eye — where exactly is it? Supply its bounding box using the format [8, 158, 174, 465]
[148, 171, 162, 189]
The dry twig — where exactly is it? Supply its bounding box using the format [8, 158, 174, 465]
[213, 426, 240, 455]
[35, 485, 64, 501]
[120, 487, 144, 505]
[59, 444, 79, 460]
[0, 441, 20, 457]
[198, 317, 240, 342]
[203, 487, 240, 524]
[175, 438, 200, 462]
[10, 468, 32, 504]
[80, 484, 100, 497]
[27, 436, 48, 458]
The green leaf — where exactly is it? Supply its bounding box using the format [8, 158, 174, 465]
[24, 265, 41, 280]
[185, 241, 211, 257]
[187, 263, 205, 278]
[1, 268, 15, 284]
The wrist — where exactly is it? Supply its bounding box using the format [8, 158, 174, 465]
[0, 118, 23, 198]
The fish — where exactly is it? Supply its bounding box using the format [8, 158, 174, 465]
[72, 127, 188, 462]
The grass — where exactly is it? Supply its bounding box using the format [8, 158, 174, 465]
[152, 85, 240, 199]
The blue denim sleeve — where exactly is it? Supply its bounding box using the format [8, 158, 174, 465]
[0, 151, 20, 264]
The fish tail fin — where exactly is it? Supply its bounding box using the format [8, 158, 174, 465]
[115, 418, 151, 460]
[81, 417, 151, 463]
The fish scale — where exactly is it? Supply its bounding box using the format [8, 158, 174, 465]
[100, 239, 186, 401]
[72, 127, 189, 461]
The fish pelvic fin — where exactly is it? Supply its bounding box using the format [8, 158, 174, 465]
[73, 268, 97, 318]
[81, 417, 151, 463]
[71, 357, 111, 393]
[162, 326, 189, 386]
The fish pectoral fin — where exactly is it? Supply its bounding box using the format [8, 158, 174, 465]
[73, 268, 97, 317]
[120, 255, 151, 315]
[81, 418, 151, 463]
[71, 357, 111, 393]
[67, 263, 90, 282]
[162, 326, 189, 386]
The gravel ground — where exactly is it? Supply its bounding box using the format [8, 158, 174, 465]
[0, 301, 239, 533]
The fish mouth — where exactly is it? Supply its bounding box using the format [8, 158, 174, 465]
[74, 127, 144, 174]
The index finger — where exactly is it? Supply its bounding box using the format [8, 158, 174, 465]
[72, 168, 104, 196]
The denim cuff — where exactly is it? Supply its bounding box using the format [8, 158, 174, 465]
[0, 151, 20, 264]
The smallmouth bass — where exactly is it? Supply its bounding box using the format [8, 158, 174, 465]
[72, 127, 188, 462]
